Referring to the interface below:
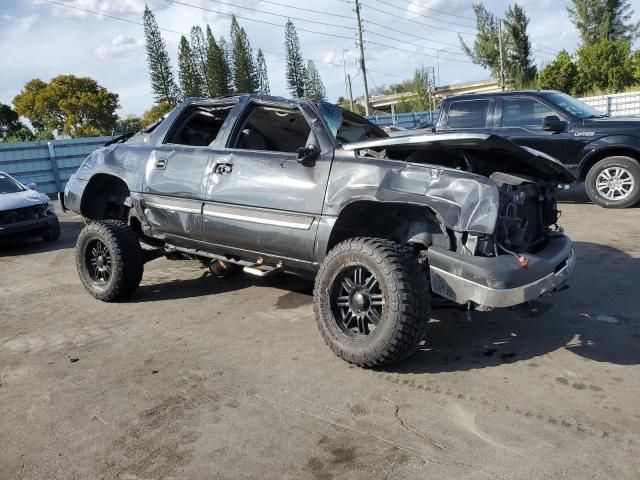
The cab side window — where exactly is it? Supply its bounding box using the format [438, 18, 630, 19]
[231, 105, 313, 153]
[501, 97, 554, 128]
[446, 99, 491, 129]
[165, 105, 233, 146]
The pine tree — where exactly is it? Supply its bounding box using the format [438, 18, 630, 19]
[205, 26, 231, 97]
[230, 16, 257, 93]
[218, 37, 232, 95]
[256, 49, 270, 95]
[568, 0, 639, 43]
[143, 5, 179, 105]
[504, 3, 537, 88]
[178, 36, 203, 98]
[189, 26, 209, 96]
[303, 60, 326, 100]
[285, 19, 305, 98]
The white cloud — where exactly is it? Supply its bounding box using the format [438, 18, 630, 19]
[36, 0, 169, 18]
[93, 34, 144, 58]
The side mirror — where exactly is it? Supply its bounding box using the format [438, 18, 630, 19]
[27, 182, 37, 190]
[296, 144, 319, 167]
[542, 115, 565, 133]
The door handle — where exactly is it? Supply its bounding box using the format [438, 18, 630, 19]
[154, 159, 167, 169]
[214, 162, 233, 175]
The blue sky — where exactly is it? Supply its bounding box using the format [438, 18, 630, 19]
[1, 0, 638, 117]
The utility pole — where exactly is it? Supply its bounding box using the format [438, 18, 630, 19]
[498, 18, 505, 91]
[354, 0, 371, 116]
[342, 49, 349, 103]
[346, 74, 354, 111]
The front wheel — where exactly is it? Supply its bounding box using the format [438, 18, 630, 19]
[585, 156, 640, 208]
[314, 238, 431, 367]
[42, 216, 60, 242]
[75, 220, 143, 301]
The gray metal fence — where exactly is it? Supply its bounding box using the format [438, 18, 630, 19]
[367, 111, 439, 128]
[0, 136, 116, 195]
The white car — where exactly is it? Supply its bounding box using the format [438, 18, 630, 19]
[0, 171, 60, 242]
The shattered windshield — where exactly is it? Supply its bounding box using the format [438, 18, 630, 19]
[316, 101, 387, 145]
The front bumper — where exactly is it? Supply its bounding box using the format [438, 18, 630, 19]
[427, 233, 575, 308]
[0, 214, 59, 238]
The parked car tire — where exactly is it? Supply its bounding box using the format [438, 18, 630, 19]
[314, 237, 431, 367]
[42, 216, 60, 242]
[585, 156, 640, 208]
[75, 220, 143, 302]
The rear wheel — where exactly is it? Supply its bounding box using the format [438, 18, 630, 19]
[585, 156, 640, 208]
[75, 220, 143, 301]
[314, 237, 430, 367]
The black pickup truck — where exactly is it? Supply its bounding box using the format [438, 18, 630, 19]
[62, 95, 575, 367]
[435, 90, 640, 208]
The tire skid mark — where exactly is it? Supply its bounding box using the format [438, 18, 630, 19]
[372, 372, 625, 443]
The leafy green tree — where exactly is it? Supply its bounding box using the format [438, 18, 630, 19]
[218, 36, 233, 95]
[143, 5, 179, 105]
[256, 49, 270, 95]
[460, 4, 502, 81]
[461, 3, 536, 88]
[178, 35, 203, 98]
[504, 3, 536, 88]
[190, 26, 209, 96]
[536, 50, 578, 92]
[230, 16, 257, 93]
[303, 61, 325, 100]
[574, 39, 635, 94]
[13, 75, 119, 137]
[412, 67, 431, 111]
[285, 19, 306, 98]
[115, 115, 143, 134]
[0, 103, 25, 140]
[633, 50, 640, 84]
[141, 102, 173, 127]
[568, 0, 639, 43]
[206, 26, 231, 97]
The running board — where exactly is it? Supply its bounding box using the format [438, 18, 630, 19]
[243, 260, 283, 277]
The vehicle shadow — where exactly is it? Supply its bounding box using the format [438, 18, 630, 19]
[131, 270, 313, 304]
[384, 241, 640, 373]
[0, 220, 83, 257]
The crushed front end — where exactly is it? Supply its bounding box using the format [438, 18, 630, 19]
[427, 173, 575, 309]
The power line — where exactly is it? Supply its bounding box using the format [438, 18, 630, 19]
[369, 0, 477, 31]
[360, 2, 476, 37]
[248, 0, 350, 19]
[198, 0, 355, 32]
[364, 19, 464, 49]
[364, 39, 474, 64]
[364, 29, 470, 59]
[383, 0, 477, 23]
[168, 0, 356, 40]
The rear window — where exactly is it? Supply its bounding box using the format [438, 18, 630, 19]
[447, 99, 491, 129]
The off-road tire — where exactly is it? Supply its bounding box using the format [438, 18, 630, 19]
[585, 156, 640, 208]
[42, 216, 60, 241]
[314, 237, 431, 367]
[75, 220, 143, 301]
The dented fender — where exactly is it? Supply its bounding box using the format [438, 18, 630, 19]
[323, 152, 500, 235]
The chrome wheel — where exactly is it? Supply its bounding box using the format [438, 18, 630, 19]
[330, 264, 385, 337]
[596, 167, 635, 201]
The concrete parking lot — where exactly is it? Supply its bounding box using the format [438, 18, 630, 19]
[1, 192, 639, 479]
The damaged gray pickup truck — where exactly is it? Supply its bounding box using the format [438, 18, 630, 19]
[62, 95, 576, 367]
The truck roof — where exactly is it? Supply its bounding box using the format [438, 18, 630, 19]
[444, 90, 561, 101]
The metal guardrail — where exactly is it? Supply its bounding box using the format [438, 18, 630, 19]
[0, 136, 116, 195]
[366, 111, 439, 129]
[580, 91, 640, 117]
